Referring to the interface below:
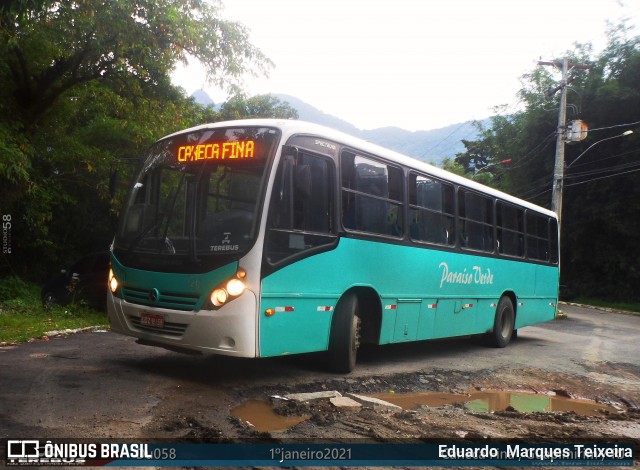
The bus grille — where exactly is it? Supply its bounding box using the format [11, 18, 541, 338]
[121, 286, 200, 311]
[128, 315, 188, 337]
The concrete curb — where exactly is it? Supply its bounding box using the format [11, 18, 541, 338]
[559, 301, 640, 317]
[0, 325, 107, 347]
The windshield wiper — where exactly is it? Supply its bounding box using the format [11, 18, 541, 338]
[157, 171, 187, 255]
[127, 216, 164, 252]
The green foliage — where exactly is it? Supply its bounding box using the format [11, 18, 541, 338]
[219, 94, 299, 121]
[440, 157, 466, 177]
[0, 275, 33, 302]
[0, 276, 107, 343]
[453, 21, 640, 301]
[1, 0, 271, 124]
[0, 0, 294, 280]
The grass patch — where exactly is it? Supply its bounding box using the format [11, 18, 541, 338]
[572, 297, 640, 314]
[0, 276, 108, 343]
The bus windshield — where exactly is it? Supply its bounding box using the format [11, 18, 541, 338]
[114, 126, 280, 273]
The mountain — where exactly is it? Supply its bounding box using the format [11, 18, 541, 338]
[191, 89, 215, 106]
[273, 94, 481, 166]
[191, 90, 481, 166]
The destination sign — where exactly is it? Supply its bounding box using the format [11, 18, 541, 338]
[177, 140, 256, 162]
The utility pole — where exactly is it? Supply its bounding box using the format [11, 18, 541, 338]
[551, 58, 568, 224]
[538, 58, 590, 227]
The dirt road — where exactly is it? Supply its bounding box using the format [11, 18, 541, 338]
[1, 303, 639, 456]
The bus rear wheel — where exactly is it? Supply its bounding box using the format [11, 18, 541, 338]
[328, 292, 361, 373]
[488, 296, 515, 348]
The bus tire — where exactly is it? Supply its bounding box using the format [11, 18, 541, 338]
[488, 296, 515, 348]
[328, 292, 361, 373]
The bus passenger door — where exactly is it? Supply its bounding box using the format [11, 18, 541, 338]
[393, 299, 422, 342]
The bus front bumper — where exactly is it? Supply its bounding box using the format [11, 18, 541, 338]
[107, 291, 258, 358]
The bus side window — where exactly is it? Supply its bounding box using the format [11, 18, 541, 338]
[526, 212, 559, 263]
[497, 201, 525, 257]
[459, 189, 494, 252]
[265, 151, 335, 264]
[408, 173, 455, 246]
[341, 151, 404, 237]
[549, 218, 559, 264]
[123, 174, 158, 235]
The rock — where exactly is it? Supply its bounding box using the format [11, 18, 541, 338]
[330, 396, 362, 409]
[346, 393, 402, 411]
[284, 391, 342, 402]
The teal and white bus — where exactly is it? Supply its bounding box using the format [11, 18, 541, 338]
[108, 119, 559, 372]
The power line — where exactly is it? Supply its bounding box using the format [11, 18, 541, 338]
[565, 160, 640, 179]
[507, 130, 557, 171]
[567, 147, 640, 169]
[515, 179, 553, 200]
[522, 187, 552, 202]
[586, 120, 640, 133]
[420, 120, 477, 159]
[565, 167, 640, 187]
[514, 146, 640, 198]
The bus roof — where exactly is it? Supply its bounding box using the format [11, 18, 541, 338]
[160, 118, 557, 219]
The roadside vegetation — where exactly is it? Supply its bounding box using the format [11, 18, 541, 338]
[0, 0, 297, 344]
[0, 277, 107, 344]
[572, 298, 640, 314]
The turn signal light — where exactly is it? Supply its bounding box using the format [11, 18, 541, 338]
[108, 269, 119, 294]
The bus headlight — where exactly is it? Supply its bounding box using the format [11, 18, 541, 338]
[209, 270, 247, 308]
[211, 288, 228, 307]
[226, 278, 245, 297]
[108, 268, 119, 294]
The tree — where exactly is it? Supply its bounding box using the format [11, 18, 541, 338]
[453, 22, 640, 301]
[218, 94, 299, 121]
[1, 0, 271, 126]
[559, 24, 640, 300]
[0, 0, 281, 278]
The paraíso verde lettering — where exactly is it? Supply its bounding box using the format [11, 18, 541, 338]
[439, 262, 494, 289]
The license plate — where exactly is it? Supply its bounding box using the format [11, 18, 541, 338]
[140, 312, 164, 328]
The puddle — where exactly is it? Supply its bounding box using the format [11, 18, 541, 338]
[368, 392, 470, 409]
[369, 391, 616, 416]
[231, 390, 617, 433]
[231, 400, 310, 433]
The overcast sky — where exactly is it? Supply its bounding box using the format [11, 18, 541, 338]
[172, 0, 638, 131]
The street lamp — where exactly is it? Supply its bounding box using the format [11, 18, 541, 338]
[553, 129, 633, 227]
[566, 130, 633, 169]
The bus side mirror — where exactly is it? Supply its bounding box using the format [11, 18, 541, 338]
[282, 145, 299, 159]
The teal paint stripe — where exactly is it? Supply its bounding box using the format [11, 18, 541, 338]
[259, 237, 558, 356]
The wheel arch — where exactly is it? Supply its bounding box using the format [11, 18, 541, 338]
[338, 285, 382, 345]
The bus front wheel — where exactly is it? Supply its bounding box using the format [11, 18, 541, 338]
[488, 296, 515, 348]
[328, 292, 361, 373]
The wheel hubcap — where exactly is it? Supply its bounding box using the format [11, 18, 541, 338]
[352, 315, 361, 354]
